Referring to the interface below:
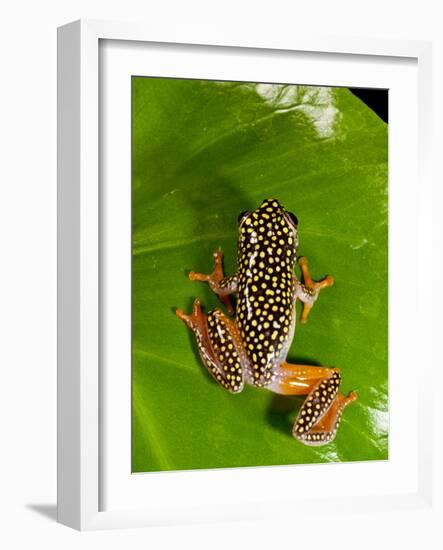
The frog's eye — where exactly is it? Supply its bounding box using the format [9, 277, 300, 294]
[237, 210, 250, 225]
[287, 212, 299, 227]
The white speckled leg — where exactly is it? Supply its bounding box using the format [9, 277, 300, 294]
[270, 363, 357, 446]
[293, 372, 357, 446]
[176, 299, 246, 394]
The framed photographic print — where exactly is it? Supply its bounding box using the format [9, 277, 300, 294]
[57, 20, 434, 531]
[131, 76, 385, 470]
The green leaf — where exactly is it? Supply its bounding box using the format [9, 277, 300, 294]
[132, 78, 388, 472]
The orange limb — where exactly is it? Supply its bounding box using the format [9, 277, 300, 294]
[189, 250, 235, 315]
[176, 299, 245, 393]
[271, 362, 357, 446]
[309, 391, 357, 433]
[298, 257, 334, 323]
[275, 363, 339, 395]
[176, 297, 206, 333]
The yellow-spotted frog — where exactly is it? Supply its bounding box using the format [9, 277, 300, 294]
[176, 199, 356, 446]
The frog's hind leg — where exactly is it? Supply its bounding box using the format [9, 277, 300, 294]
[270, 363, 357, 446]
[296, 387, 357, 446]
[293, 373, 357, 446]
[176, 299, 246, 393]
[295, 257, 334, 323]
[188, 250, 237, 314]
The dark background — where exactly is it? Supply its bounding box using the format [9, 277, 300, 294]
[349, 88, 388, 123]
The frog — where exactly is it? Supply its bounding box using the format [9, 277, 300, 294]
[176, 198, 357, 446]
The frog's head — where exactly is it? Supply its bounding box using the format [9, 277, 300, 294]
[238, 198, 299, 251]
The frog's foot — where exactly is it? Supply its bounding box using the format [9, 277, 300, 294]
[296, 256, 334, 323]
[188, 250, 237, 315]
[271, 363, 357, 446]
[176, 299, 245, 393]
[176, 297, 206, 332]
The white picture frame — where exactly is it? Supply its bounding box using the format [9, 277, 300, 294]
[57, 19, 434, 531]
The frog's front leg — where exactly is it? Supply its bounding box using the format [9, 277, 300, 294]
[271, 363, 357, 446]
[176, 299, 246, 393]
[295, 256, 334, 323]
[189, 250, 237, 314]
